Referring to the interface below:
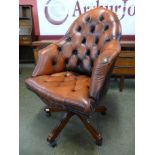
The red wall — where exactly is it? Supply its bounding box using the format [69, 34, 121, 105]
[19, 0, 40, 36]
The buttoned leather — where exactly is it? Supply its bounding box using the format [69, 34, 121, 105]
[25, 8, 121, 115]
[26, 72, 95, 114]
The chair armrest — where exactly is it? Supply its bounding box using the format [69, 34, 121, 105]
[32, 42, 65, 77]
[89, 40, 121, 100]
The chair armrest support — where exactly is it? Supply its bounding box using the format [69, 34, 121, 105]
[32, 42, 64, 77]
[89, 40, 121, 100]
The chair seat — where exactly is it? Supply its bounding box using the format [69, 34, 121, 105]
[25, 72, 95, 114]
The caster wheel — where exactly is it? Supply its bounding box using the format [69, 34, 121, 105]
[95, 138, 103, 146]
[101, 111, 106, 116]
[46, 112, 51, 117]
[45, 108, 51, 117]
[49, 140, 57, 147]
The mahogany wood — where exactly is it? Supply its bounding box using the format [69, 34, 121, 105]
[95, 106, 107, 113]
[47, 112, 74, 143]
[119, 76, 125, 92]
[45, 105, 107, 113]
[45, 105, 107, 146]
[78, 114, 102, 145]
[45, 107, 66, 113]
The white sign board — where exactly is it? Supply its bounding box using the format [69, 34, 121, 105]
[37, 0, 135, 35]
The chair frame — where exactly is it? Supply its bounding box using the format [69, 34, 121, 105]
[25, 7, 121, 147]
[44, 105, 107, 146]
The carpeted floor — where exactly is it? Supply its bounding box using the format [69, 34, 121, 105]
[19, 64, 135, 155]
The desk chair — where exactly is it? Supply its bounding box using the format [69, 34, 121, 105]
[25, 7, 121, 146]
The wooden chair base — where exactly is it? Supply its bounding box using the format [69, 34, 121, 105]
[44, 106, 107, 146]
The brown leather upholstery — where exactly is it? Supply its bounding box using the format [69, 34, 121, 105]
[26, 72, 94, 113]
[25, 7, 121, 115]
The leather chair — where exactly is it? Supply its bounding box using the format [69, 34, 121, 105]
[25, 7, 121, 146]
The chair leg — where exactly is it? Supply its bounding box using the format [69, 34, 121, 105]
[45, 106, 105, 146]
[95, 106, 107, 115]
[44, 107, 65, 117]
[47, 112, 74, 144]
[119, 75, 124, 92]
[78, 114, 103, 146]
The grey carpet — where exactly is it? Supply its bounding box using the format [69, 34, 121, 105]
[19, 64, 135, 155]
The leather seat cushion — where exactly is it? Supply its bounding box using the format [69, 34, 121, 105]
[25, 72, 95, 114]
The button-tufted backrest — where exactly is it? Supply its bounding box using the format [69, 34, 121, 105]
[32, 7, 121, 77]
